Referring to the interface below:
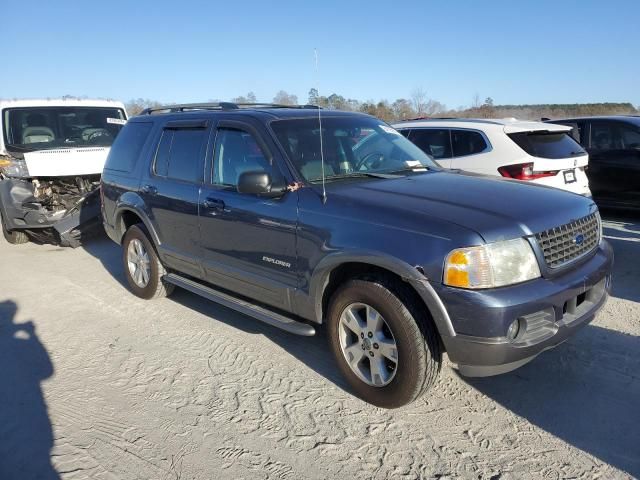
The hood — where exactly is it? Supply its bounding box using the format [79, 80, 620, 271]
[23, 147, 110, 177]
[327, 170, 597, 243]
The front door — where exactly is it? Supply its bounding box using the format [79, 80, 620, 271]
[198, 120, 298, 310]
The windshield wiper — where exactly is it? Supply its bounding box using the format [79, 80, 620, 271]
[314, 172, 401, 183]
[386, 165, 430, 174]
[5, 143, 36, 152]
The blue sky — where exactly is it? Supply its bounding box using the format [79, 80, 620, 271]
[3, 0, 639, 108]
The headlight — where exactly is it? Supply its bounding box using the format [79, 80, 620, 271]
[444, 238, 541, 289]
[0, 156, 30, 177]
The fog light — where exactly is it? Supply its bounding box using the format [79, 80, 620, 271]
[507, 319, 521, 340]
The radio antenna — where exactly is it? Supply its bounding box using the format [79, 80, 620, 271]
[314, 48, 327, 203]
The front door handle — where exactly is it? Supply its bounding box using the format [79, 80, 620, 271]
[203, 197, 225, 210]
[141, 184, 157, 195]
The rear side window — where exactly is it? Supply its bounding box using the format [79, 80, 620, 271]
[508, 131, 585, 159]
[153, 128, 207, 183]
[408, 129, 452, 159]
[451, 129, 488, 157]
[104, 122, 152, 172]
[591, 121, 640, 150]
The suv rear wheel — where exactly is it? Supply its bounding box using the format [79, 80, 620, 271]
[327, 277, 441, 408]
[122, 225, 174, 299]
[1, 212, 29, 244]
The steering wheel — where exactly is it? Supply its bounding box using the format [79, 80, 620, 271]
[355, 152, 385, 171]
[87, 129, 112, 143]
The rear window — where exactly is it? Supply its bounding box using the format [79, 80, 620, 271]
[104, 122, 152, 172]
[508, 131, 585, 159]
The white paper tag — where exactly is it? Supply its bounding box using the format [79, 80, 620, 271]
[405, 160, 427, 170]
[107, 117, 127, 125]
[379, 125, 401, 135]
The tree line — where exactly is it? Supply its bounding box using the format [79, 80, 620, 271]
[125, 90, 638, 121]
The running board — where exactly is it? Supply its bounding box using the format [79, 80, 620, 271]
[164, 273, 316, 336]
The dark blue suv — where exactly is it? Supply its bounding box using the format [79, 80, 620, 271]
[101, 103, 613, 408]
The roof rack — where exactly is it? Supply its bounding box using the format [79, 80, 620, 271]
[139, 102, 320, 115]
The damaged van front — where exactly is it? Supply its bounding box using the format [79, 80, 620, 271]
[0, 99, 127, 246]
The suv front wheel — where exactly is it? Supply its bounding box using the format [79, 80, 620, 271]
[122, 225, 174, 299]
[327, 277, 441, 408]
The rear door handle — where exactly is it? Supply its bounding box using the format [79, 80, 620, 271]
[203, 197, 225, 210]
[141, 184, 157, 195]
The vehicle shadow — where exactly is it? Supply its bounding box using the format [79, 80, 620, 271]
[0, 300, 60, 480]
[460, 324, 640, 477]
[81, 232, 128, 288]
[602, 213, 640, 303]
[169, 288, 351, 392]
[80, 233, 351, 392]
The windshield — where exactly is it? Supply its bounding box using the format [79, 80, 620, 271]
[2, 106, 126, 153]
[270, 116, 437, 182]
[508, 131, 586, 159]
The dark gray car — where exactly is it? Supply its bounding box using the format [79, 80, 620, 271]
[101, 103, 613, 408]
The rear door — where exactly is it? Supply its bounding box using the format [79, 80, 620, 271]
[407, 128, 453, 168]
[198, 119, 299, 310]
[588, 120, 640, 204]
[139, 118, 210, 277]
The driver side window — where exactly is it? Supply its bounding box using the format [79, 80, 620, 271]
[212, 128, 272, 187]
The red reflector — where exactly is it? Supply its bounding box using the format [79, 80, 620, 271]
[498, 162, 558, 180]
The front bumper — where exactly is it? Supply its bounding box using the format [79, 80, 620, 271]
[432, 240, 613, 376]
[0, 178, 101, 247]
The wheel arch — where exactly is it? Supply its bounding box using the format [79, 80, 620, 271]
[311, 253, 456, 342]
[114, 202, 160, 246]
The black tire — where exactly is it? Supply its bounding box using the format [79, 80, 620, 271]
[122, 224, 174, 299]
[1, 211, 29, 244]
[327, 276, 441, 408]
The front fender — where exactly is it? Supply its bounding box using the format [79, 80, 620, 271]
[307, 250, 456, 338]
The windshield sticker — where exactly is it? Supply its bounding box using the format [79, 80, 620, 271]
[379, 125, 401, 135]
[107, 117, 127, 125]
[405, 160, 427, 170]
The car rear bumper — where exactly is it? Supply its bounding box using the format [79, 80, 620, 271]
[425, 240, 613, 376]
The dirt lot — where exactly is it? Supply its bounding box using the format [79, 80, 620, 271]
[0, 214, 638, 480]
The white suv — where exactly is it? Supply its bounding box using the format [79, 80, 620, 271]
[392, 118, 591, 196]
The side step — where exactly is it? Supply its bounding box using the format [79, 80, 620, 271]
[164, 273, 316, 336]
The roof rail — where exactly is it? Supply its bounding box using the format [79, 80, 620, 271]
[138, 102, 320, 115]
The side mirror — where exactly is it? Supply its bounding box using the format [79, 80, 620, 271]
[237, 171, 285, 197]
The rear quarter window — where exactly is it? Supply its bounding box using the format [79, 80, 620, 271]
[508, 131, 585, 159]
[451, 129, 488, 157]
[104, 122, 152, 172]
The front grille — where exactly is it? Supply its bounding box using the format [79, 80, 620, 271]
[535, 213, 600, 268]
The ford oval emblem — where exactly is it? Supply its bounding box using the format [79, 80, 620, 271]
[574, 234, 585, 245]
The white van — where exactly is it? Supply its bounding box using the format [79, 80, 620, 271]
[0, 98, 127, 246]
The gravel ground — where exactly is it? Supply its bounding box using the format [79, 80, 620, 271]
[0, 214, 638, 480]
